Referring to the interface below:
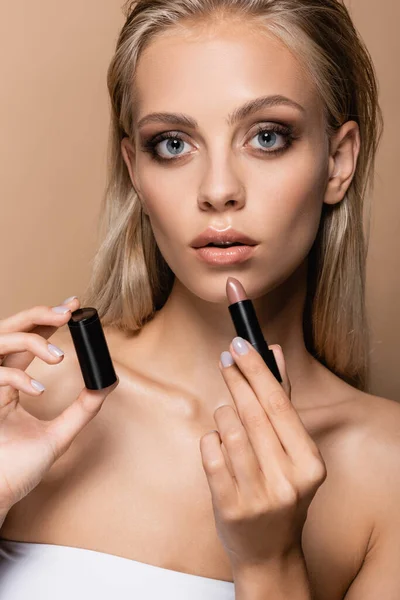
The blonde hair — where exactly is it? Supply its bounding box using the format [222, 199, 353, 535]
[80, 0, 384, 392]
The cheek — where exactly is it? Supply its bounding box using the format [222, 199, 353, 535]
[285, 149, 328, 237]
[136, 174, 187, 256]
[272, 157, 326, 233]
[248, 148, 329, 278]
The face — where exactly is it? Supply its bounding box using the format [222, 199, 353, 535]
[122, 19, 358, 304]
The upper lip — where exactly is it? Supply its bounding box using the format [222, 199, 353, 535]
[190, 227, 259, 248]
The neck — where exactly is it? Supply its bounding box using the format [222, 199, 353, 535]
[132, 259, 320, 414]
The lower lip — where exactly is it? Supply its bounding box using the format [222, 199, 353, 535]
[193, 245, 257, 265]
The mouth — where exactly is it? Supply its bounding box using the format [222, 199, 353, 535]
[202, 242, 246, 248]
[190, 228, 259, 249]
[192, 243, 258, 265]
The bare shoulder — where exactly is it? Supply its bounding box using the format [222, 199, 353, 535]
[300, 383, 400, 596]
[331, 390, 400, 597]
[357, 388, 400, 482]
[347, 389, 400, 455]
[329, 387, 400, 477]
[302, 369, 400, 530]
[340, 389, 400, 534]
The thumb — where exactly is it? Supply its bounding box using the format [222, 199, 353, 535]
[44, 378, 119, 460]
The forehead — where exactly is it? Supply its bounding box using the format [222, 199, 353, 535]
[133, 21, 322, 123]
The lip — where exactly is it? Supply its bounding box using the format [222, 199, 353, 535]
[193, 244, 258, 265]
[190, 227, 258, 248]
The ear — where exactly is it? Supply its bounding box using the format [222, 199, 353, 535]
[324, 120, 361, 206]
[120, 137, 149, 215]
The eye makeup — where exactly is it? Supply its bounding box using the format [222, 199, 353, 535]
[140, 122, 299, 163]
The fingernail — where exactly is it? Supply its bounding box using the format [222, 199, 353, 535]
[232, 337, 249, 355]
[48, 344, 64, 357]
[31, 379, 45, 392]
[62, 296, 78, 304]
[52, 305, 71, 314]
[220, 351, 234, 367]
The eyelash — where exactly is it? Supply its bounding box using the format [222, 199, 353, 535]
[141, 123, 297, 163]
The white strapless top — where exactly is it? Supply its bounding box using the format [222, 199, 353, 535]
[0, 537, 235, 599]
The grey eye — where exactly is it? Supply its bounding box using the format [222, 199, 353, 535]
[158, 138, 189, 157]
[259, 131, 277, 147]
[252, 130, 280, 149]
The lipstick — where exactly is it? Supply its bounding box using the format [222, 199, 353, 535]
[226, 277, 282, 383]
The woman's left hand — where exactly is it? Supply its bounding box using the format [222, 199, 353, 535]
[199, 337, 327, 572]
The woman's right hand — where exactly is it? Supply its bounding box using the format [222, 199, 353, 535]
[0, 298, 119, 519]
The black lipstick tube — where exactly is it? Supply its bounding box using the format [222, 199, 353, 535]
[228, 299, 282, 383]
[67, 307, 118, 390]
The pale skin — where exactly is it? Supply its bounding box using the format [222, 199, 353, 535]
[2, 16, 400, 600]
[119, 20, 359, 416]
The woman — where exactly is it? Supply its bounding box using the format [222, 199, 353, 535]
[0, 0, 397, 598]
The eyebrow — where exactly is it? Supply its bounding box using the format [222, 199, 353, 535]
[136, 94, 306, 130]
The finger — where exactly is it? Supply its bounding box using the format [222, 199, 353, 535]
[219, 353, 289, 481]
[0, 332, 65, 406]
[43, 378, 119, 460]
[1, 297, 80, 371]
[0, 332, 65, 366]
[269, 345, 291, 399]
[230, 338, 318, 464]
[0, 298, 78, 334]
[200, 429, 238, 516]
[0, 366, 48, 406]
[0, 332, 67, 408]
[213, 404, 265, 503]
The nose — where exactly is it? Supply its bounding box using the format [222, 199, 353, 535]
[197, 156, 246, 212]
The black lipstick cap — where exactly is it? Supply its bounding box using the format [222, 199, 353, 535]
[67, 307, 118, 390]
[228, 300, 282, 383]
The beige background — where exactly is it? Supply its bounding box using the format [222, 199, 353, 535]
[0, 2, 398, 400]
